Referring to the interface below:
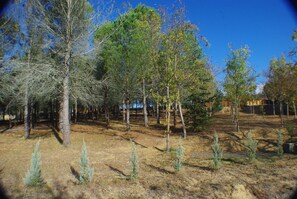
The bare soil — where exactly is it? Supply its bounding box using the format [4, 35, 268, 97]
[0, 113, 297, 199]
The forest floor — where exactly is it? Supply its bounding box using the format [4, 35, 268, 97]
[0, 112, 297, 199]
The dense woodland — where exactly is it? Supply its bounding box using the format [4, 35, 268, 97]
[0, 0, 296, 146]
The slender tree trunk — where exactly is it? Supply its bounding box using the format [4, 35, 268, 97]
[126, 98, 130, 131]
[74, 97, 77, 123]
[122, 96, 126, 123]
[273, 99, 276, 116]
[50, 100, 54, 126]
[24, 37, 31, 139]
[104, 89, 110, 128]
[142, 78, 148, 127]
[280, 100, 284, 127]
[178, 101, 187, 138]
[173, 102, 177, 128]
[165, 86, 170, 152]
[30, 100, 34, 129]
[166, 133, 170, 153]
[293, 101, 296, 120]
[156, 100, 160, 124]
[235, 99, 240, 132]
[24, 88, 30, 139]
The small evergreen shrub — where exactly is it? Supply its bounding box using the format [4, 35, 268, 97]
[174, 137, 185, 172]
[285, 123, 294, 137]
[277, 130, 284, 156]
[245, 131, 258, 162]
[129, 140, 139, 180]
[212, 131, 223, 170]
[24, 141, 44, 186]
[79, 141, 94, 184]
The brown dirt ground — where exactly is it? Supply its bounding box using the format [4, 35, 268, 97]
[0, 112, 297, 199]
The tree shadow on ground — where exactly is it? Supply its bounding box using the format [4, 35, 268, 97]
[144, 163, 175, 174]
[49, 126, 63, 144]
[106, 164, 128, 177]
[70, 165, 80, 181]
[183, 162, 213, 171]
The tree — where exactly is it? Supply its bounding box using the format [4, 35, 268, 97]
[32, 0, 95, 145]
[223, 47, 256, 132]
[265, 56, 294, 126]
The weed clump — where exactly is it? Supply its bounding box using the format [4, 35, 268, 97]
[174, 137, 185, 172]
[212, 131, 223, 170]
[79, 141, 94, 184]
[24, 141, 44, 186]
[277, 130, 284, 157]
[245, 131, 258, 162]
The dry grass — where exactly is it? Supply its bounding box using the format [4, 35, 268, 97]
[0, 113, 297, 198]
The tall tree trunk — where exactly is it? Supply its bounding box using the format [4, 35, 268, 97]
[280, 100, 284, 127]
[61, 0, 72, 145]
[235, 100, 240, 132]
[126, 97, 130, 131]
[142, 78, 148, 127]
[156, 100, 160, 124]
[122, 96, 126, 123]
[104, 89, 110, 128]
[24, 37, 31, 139]
[273, 99, 276, 116]
[173, 102, 177, 128]
[30, 100, 34, 129]
[165, 86, 170, 152]
[74, 97, 77, 123]
[293, 100, 296, 120]
[178, 101, 187, 138]
[24, 88, 30, 139]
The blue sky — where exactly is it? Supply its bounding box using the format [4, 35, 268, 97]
[96, 0, 297, 87]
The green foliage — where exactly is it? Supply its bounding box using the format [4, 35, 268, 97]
[79, 141, 94, 184]
[245, 131, 258, 162]
[184, 93, 212, 132]
[212, 132, 223, 170]
[24, 141, 44, 186]
[174, 137, 185, 172]
[129, 140, 139, 180]
[285, 123, 294, 137]
[277, 130, 284, 157]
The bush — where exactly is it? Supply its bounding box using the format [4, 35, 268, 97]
[24, 141, 44, 186]
[212, 131, 223, 170]
[79, 141, 94, 184]
[277, 130, 284, 156]
[174, 137, 185, 172]
[129, 140, 139, 180]
[245, 131, 258, 162]
[285, 123, 294, 137]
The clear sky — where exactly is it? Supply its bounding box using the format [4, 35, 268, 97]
[96, 0, 297, 87]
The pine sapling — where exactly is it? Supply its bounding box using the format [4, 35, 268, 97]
[212, 131, 223, 170]
[277, 130, 284, 157]
[129, 140, 139, 180]
[245, 131, 258, 162]
[24, 141, 44, 186]
[174, 137, 185, 172]
[79, 141, 94, 184]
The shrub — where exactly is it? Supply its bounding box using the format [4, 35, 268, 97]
[212, 131, 223, 170]
[174, 137, 185, 172]
[129, 140, 139, 180]
[285, 123, 294, 137]
[24, 141, 44, 186]
[277, 130, 284, 156]
[245, 131, 258, 162]
[79, 141, 94, 184]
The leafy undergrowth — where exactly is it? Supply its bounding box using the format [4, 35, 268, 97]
[0, 113, 296, 198]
